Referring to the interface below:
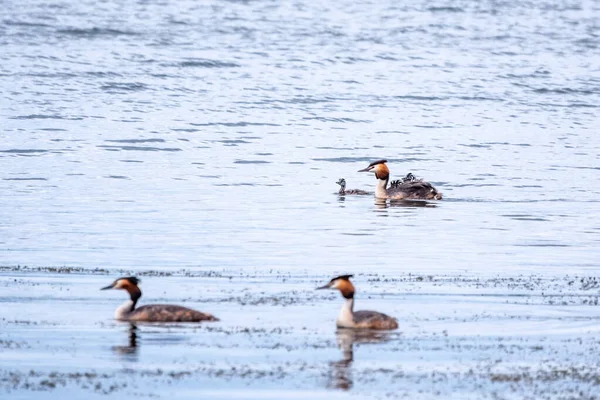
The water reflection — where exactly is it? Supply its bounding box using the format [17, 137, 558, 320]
[375, 198, 437, 209]
[328, 329, 392, 390]
[112, 323, 138, 360]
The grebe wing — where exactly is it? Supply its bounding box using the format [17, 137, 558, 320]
[353, 310, 398, 330]
[127, 304, 218, 322]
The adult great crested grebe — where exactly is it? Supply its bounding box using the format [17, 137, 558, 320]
[101, 277, 218, 323]
[317, 275, 398, 330]
[358, 159, 442, 200]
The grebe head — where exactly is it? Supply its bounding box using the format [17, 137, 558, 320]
[101, 277, 142, 303]
[336, 178, 346, 188]
[316, 274, 355, 299]
[403, 172, 416, 182]
[358, 159, 389, 181]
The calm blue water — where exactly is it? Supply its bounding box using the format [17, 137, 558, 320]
[1, 0, 600, 398]
[2, 0, 600, 275]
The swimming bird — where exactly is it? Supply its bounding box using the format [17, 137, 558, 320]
[317, 275, 398, 330]
[336, 178, 370, 195]
[358, 160, 442, 200]
[101, 277, 218, 323]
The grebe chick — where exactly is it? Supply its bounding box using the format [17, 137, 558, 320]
[390, 172, 419, 188]
[359, 160, 442, 200]
[336, 178, 370, 195]
[317, 275, 398, 330]
[101, 277, 218, 323]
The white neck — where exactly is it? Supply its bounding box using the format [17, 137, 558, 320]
[336, 298, 355, 328]
[375, 178, 388, 199]
[115, 300, 134, 320]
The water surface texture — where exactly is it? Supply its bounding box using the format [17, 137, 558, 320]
[1, 0, 600, 398]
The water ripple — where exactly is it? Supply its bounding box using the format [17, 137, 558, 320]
[106, 139, 166, 144]
[97, 145, 182, 152]
[234, 160, 271, 164]
[428, 7, 464, 13]
[3, 20, 52, 28]
[303, 117, 372, 123]
[171, 59, 240, 68]
[9, 115, 83, 120]
[0, 149, 48, 154]
[100, 82, 149, 92]
[190, 122, 280, 127]
[3, 177, 47, 181]
[56, 27, 140, 37]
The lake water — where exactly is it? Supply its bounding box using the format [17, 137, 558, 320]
[1, 0, 600, 398]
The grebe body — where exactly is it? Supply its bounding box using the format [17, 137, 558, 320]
[101, 277, 218, 323]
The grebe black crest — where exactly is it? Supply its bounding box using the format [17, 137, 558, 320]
[358, 160, 442, 200]
[336, 178, 370, 195]
[101, 277, 218, 323]
[317, 275, 398, 330]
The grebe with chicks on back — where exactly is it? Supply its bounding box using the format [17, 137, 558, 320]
[358, 159, 442, 200]
[317, 274, 398, 330]
[101, 277, 218, 323]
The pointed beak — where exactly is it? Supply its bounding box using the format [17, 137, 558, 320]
[100, 284, 114, 290]
[316, 284, 331, 290]
[358, 166, 373, 172]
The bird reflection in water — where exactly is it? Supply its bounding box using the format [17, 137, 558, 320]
[375, 198, 437, 209]
[328, 329, 392, 390]
[112, 323, 139, 360]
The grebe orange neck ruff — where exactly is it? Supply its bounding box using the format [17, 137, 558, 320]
[317, 275, 398, 330]
[101, 277, 218, 323]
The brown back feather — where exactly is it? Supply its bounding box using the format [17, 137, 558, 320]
[389, 181, 441, 200]
[353, 310, 398, 330]
[128, 305, 218, 322]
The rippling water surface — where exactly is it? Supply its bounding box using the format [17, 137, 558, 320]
[1, 0, 600, 398]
